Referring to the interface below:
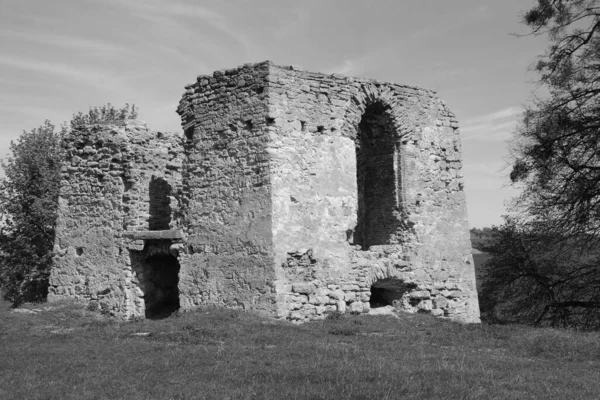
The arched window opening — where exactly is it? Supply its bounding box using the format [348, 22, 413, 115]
[355, 102, 401, 249]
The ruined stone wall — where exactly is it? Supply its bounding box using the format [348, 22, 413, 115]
[51, 61, 478, 323]
[125, 129, 183, 232]
[177, 62, 479, 323]
[49, 121, 183, 318]
[176, 62, 277, 313]
[265, 64, 479, 322]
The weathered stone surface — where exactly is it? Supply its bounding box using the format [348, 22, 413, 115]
[292, 282, 316, 294]
[49, 61, 480, 323]
[49, 121, 183, 318]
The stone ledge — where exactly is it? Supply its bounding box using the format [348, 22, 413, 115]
[123, 229, 183, 240]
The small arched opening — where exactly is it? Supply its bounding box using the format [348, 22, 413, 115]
[355, 102, 402, 249]
[369, 278, 416, 309]
[139, 253, 180, 319]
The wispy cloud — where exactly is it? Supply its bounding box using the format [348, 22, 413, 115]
[0, 55, 132, 93]
[0, 29, 131, 55]
[0, 104, 62, 121]
[93, 0, 258, 59]
[325, 20, 459, 78]
[463, 161, 511, 187]
[328, 59, 362, 76]
[325, 46, 393, 77]
[461, 106, 522, 141]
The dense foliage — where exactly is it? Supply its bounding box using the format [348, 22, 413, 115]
[477, 220, 600, 329]
[511, 0, 600, 237]
[479, 1, 600, 329]
[71, 103, 137, 128]
[0, 104, 138, 306]
[0, 121, 65, 305]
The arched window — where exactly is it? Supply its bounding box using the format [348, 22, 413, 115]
[355, 102, 402, 249]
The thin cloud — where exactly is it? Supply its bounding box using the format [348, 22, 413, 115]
[328, 59, 362, 76]
[464, 161, 507, 180]
[270, 7, 311, 39]
[93, 0, 257, 58]
[461, 106, 522, 141]
[463, 163, 519, 206]
[0, 55, 131, 93]
[465, 107, 522, 124]
[154, 45, 211, 70]
[0, 29, 130, 55]
[0, 104, 62, 121]
[325, 23, 451, 78]
[325, 46, 393, 77]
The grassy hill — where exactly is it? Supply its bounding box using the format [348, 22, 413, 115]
[1, 298, 599, 400]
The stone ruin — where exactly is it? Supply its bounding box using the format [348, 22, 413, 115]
[49, 61, 480, 323]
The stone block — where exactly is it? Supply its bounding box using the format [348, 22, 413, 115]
[328, 289, 345, 300]
[433, 297, 449, 309]
[447, 291, 466, 299]
[431, 308, 444, 317]
[308, 295, 326, 305]
[349, 301, 364, 313]
[410, 290, 431, 300]
[417, 300, 432, 311]
[292, 283, 316, 294]
[290, 311, 304, 320]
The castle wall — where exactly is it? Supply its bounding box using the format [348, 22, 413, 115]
[49, 121, 183, 318]
[176, 62, 277, 313]
[51, 61, 478, 323]
[265, 65, 479, 322]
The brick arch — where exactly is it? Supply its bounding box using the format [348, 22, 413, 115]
[341, 83, 420, 210]
[343, 84, 414, 247]
[364, 264, 404, 288]
[364, 265, 418, 309]
[341, 83, 413, 141]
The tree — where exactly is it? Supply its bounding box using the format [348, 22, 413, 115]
[511, 0, 600, 238]
[0, 121, 66, 305]
[0, 103, 139, 306]
[478, 219, 600, 329]
[478, 1, 600, 328]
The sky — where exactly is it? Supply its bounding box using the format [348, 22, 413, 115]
[0, 0, 548, 228]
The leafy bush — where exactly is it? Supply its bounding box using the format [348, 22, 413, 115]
[0, 104, 138, 306]
[70, 103, 137, 128]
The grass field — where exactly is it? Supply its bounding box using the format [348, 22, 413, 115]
[1, 298, 599, 400]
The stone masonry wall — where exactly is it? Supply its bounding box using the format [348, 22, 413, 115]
[176, 62, 277, 313]
[49, 121, 183, 318]
[263, 64, 479, 322]
[177, 61, 479, 323]
[51, 61, 478, 323]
